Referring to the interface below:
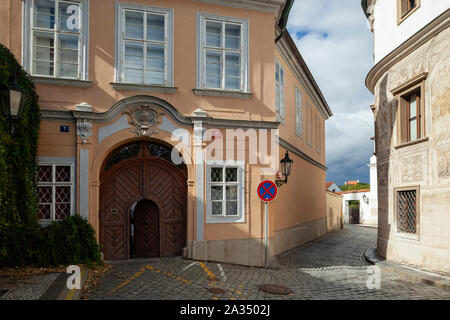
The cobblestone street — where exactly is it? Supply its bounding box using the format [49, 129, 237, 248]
[85, 225, 450, 300]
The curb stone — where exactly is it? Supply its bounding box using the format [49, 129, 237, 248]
[365, 246, 450, 291]
[56, 268, 89, 300]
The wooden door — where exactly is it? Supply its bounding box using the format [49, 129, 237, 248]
[143, 160, 187, 257]
[133, 200, 159, 258]
[99, 142, 187, 260]
[100, 162, 142, 260]
[350, 207, 360, 224]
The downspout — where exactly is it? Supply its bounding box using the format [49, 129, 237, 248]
[275, 0, 294, 43]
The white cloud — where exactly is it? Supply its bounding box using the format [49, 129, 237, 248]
[287, 0, 375, 185]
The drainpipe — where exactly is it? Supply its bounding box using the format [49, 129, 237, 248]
[275, 0, 294, 43]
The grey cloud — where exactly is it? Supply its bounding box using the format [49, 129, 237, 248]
[287, 0, 375, 185]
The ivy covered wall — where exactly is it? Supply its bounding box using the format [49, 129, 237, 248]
[0, 43, 41, 265]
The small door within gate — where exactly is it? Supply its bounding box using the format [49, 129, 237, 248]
[133, 200, 159, 258]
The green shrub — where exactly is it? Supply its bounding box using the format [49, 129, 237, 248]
[38, 215, 103, 267]
[0, 44, 102, 268]
[339, 183, 370, 192]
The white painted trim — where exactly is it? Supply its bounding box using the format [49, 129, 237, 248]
[197, 12, 249, 93]
[97, 115, 130, 144]
[195, 150, 205, 240]
[205, 160, 245, 224]
[115, 2, 174, 86]
[23, 0, 89, 80]
[79, 149, 89, 219]
[193, 0, 285, 14]
[37, 158, 76, 221]
[275, 58, 285, 123]
[295, 85, 303, 139]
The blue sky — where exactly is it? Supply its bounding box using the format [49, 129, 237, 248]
[286, 0, 375, 186]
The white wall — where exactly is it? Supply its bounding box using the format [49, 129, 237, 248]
[342, 192, 375, 225]
[369, 155, 378, 211]
[372, 0, 449, 63]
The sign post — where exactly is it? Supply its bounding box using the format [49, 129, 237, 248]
[257, 180, 278, 269]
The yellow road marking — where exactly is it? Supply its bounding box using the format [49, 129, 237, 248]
[198, 262, 217, 281]
[65, 269, 86, 300]
[109, 264, 190, 295]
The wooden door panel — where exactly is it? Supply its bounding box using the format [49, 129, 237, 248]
[100, 155, 187, 260]
[134, 200, 159, 258]
[100, 162, 142, 260]
[143, 161, 187, 257]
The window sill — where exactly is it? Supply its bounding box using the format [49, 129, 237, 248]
[193, 88, 252, 99]
[110, 82, 177, 93]
[206, 216, 245, 224]
[32, 76, 92, 88]
[393, 231, 420, 241]
[394, 137, 429, 150]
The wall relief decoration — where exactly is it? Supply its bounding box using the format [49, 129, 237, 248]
[438, 149, 450, 177]
[76, 119, 92, 144]
[401, 154, 424, 182]
[124, 106, 163, 137]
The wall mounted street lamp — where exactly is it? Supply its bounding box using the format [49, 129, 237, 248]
[0, 77, 27, 134]
[276, 151, 293, 187]
[363, 194, 369, 204]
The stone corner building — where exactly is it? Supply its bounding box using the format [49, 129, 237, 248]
[0, 0, 333, 266]
[362, 0, 450, 273]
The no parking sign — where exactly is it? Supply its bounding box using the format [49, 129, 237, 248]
[257, 180, 278, 268]
[257, 180, 278, 202]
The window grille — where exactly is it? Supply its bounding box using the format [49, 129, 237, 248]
[397, 190, 417, 234]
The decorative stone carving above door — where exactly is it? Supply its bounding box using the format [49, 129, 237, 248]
[124, 106, 164, 137]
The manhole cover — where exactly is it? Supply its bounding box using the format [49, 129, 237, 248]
[0, 290, 9, 298]
[258, 284, 293, 295]
[207, 287, 227, 294]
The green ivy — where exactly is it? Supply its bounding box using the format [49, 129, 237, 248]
[0, 44, 102, 267]
[0, 43, 41, 266]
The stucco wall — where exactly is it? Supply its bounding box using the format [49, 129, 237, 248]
[372, 0, 449, 63]
[3, 0, 331, 266]
[374, 25, 450, 274]
[342, 191, 374, 225]
[326, 191, 343, 232]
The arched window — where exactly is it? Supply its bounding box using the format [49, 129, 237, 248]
[104, 141, 186, 172]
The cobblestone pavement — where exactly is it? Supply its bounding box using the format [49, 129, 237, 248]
[0, 273, 60, 300]
[85, 225, 450, 300]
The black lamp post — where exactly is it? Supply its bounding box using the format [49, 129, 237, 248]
[0, 77, 26, 134]
[276, 151, 293, 187]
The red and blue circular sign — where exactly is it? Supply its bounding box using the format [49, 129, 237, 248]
[257, 180, 278, 202]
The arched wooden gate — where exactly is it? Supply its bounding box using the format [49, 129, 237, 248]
[99, 141, 187, 260]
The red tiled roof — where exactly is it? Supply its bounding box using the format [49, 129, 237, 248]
[345, 180, 359, 185]
[336, 189, 370, 195]
[325, 182, 334, 190]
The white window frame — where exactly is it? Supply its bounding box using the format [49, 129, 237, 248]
[115, 2, 174, 86]
[206, 160, 245, 224]
[37, 162, 75, 222]
[275, 59, 285, 122]
[22, 0, 89, 80]
[197, 13, 249, 93]
[295, 86, 303, 138]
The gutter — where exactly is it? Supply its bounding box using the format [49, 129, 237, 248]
[275, 0, 294, 43]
